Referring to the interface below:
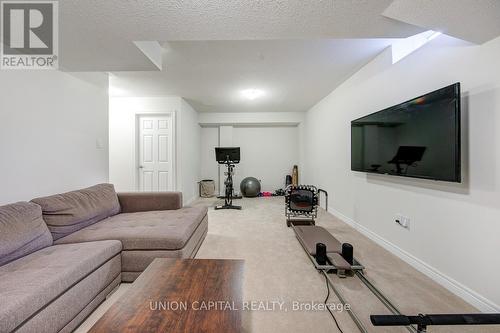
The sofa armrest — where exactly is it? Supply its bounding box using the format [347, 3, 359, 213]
[117, 192, 183, 213]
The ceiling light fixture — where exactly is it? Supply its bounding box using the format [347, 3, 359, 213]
[241, 89, 265, 100]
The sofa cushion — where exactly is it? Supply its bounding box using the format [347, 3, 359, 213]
[118, 192, 183, 213]
[0, 202, 53, 267]
[31, 184, 121, 240]
[0, 240, 122, 333]
[55, 206, 208, 250]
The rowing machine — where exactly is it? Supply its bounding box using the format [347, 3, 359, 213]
[291, 217, 500, 333]
[291, 224, 416, 333]
[293, 225, 364, 277]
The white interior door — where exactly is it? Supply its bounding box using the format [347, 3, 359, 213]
[138, 115, 174, 191]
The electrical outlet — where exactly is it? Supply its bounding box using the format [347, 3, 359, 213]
[395, 214, 410, 229]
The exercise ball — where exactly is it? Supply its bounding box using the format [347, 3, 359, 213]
[240, 177, 261, 197]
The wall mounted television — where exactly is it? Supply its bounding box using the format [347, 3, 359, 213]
[351, 83, 461, 182]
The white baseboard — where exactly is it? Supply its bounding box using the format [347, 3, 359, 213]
[328, 207, 500, 313]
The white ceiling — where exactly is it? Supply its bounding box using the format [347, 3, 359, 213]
[59, 0, 422, 71]
[383, 0, 500, 44]
[56, 0, 500, 71]
[54, 0, 500, 113]
[110, 39, 394, 113]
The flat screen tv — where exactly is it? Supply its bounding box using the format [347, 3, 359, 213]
[351, 83, 461, 182]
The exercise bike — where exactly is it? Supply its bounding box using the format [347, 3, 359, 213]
[215, 147, 241, 210]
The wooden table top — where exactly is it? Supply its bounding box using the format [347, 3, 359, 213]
[88, 259, 244, 333]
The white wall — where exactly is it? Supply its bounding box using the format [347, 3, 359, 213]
[109, 96, 180, 191]
[179, 99, 201, 204]
[109, 96, 201, 205]
[199, 112, 303, 195]
[199, 112, 304, 126]
[301, 35, 500, 311]
[233, 126, 298, 192]
[200, 125, 299, 194]
[200, 127, 219, 187]
[0, 71, 109, 204]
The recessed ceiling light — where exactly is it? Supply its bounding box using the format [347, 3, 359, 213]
[241, 89, 265, 100]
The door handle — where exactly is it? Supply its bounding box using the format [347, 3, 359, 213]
[139, 165, 144, 169]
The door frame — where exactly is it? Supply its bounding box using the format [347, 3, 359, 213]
[135, 112, 177, 191]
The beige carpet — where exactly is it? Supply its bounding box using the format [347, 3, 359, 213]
[77, 197, 495, 333]
[193, 197, 493, 333]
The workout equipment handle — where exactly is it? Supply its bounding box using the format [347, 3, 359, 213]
[371, 313, 500, 327]
[371, 315, 411, 326]
[318, 189, 328, 211]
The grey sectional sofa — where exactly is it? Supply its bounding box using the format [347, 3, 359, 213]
[0, 184, 208, 333]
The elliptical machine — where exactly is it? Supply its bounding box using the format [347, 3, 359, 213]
[215, 147, 242, 210]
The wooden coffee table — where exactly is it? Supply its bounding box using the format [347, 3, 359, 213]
[89, 259, 244, 333]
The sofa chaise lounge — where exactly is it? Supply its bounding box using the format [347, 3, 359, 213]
[0, 184, 208, 333]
